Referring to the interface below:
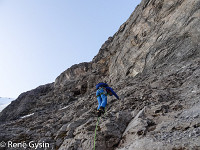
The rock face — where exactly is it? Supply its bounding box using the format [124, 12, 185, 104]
[0, 0, 200, 149]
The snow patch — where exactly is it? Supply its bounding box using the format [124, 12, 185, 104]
[20, 113, 34, 119]
[59, 103, 73, 111]
[59, 106, 69, 110]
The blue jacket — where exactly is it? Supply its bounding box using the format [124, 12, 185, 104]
[105, 87, 119, 99]
[96, 82, 119, 99]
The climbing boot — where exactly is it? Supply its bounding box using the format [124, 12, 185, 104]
[97, 110, 101, 117]
[97, 126, 101, 131]
[99, 106, 105, 114]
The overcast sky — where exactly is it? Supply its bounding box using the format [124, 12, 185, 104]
[0, 0, 141, 98]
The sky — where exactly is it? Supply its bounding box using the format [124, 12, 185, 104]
[0, 0, 141, 98]
[0, 97, 14, 112]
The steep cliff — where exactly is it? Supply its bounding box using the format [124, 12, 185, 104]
[0, 0, 200, 149]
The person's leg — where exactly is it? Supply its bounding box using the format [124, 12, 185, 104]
[100, 94, 107, 108]
[97, 96, 102, 110]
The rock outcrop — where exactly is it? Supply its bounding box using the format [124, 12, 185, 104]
[0, 0, 200, 149]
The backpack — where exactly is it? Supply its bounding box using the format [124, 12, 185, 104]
[96, 82, 108, 89]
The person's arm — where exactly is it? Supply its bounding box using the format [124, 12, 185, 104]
[106, 87, 119, 99]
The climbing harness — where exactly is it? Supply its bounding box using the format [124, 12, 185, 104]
[96, 87, 108, 98]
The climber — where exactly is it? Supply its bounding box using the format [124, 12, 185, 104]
[96, 82, 119, 117]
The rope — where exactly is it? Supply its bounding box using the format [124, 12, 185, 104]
[93, 107, 107, 150]
[94, 117, 100, 150]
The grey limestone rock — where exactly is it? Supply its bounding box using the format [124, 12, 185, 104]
[0, 0, 200, 149]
